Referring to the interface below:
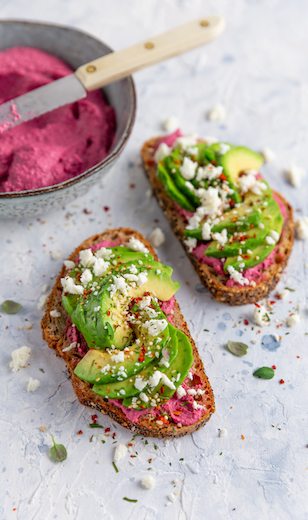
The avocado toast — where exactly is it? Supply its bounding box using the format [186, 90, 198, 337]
[41, 228, 215, 438]
[141, 133, 294, 305]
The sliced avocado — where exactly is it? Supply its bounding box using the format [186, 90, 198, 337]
[163, 154, 200, 209]
[223, 243, 276, 273]
[157, 162, 195, 211]
[218, 146, 263, 185]
[123, 328, 193, 409]
[92, 323, 179, 399]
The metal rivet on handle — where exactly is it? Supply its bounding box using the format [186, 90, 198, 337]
[144, 42, 154, 49]
[200, 20, 209, 27]
[86, 65, 96, 73]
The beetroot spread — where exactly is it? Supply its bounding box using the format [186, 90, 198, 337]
[0, 47, 116, 192]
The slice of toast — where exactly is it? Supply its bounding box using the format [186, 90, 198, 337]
[141, 137, 294, 305]
[41, 228, 215, 438]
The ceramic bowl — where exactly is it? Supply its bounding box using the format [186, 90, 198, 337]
[0, 20, 136, 218]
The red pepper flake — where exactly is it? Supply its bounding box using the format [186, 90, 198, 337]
[270, 300, 276, 305]
[241, 434, 245, 440]
[103, 206, 110, 212]
[244, 319, 249, 326]
[147, 159, 154, 166]
[154, 219, 159, 223]
[129, 183, 135, 189]
[78, 430, 83, 435]
[297, 356, 300, 358]
[279, 379, 285, 384]
[112, 432, 116, 438]
[107, 311, 111, 316]
[149, 458, 153, 463]
[83, 208, 92, 214]
[105, 427, 111, 433]
[160, 386, 164, 393]
[13, 509, 16, 511]
[91, 414, 97, 424]
[272, 365, 277, 370]
[174, 159, 181, 165]
[219, 173, 227, 181]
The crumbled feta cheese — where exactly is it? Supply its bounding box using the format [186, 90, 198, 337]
[192, 401, 205, 410]
[174, 134, 198, 150]
[286, 163, 305, 187]
[265, 236, 276, 245]
[196, 164, 222, 182]
[93, 258, 110, 277]
[27, 377, 40, 392]
[160, 373, 176, 390]
[184, 237, 197, 252]
[259, 222, 265, 229]
[139, 392, 149, 403]
[50, 309, 61, 318]
[176, 385, 186, 399]
[9, 346, 31, 373]
[51, 251, 62, 261]
[162, 116, 179, 133]
[62, 342, 77, 352]
[179, 156, 198, 180]
[168, 493, 176, 502]
[148, 227, 165, 248]
[94, 247, 113, 260]
[207, 103, 226, 121]
[277, 289, 290, 300]
[37, 294, 48, 310]
[253, 305, 269, 326]
[61, 276, 83, 295]
[237, 170, 266, 195]
[261, 147, 276, 163]
[287, 313, 301, 327]
[187, 371, 193, 380]
[136, 271, 148, 287]
[94, 306, 101, 312]
[80, 268, 93, 285]
[108, 275, 129, 298]
[219, 428, 227, 437]
[138, 296, 152, 310]
[144, 306, 159, 319]
[201, 221, 212, 241]
[154, 142, 172, 163]
[114, 443, 128, 461]
[126, 237, 149, 254]
[134, 376, 147, 392]
[296, 217, 308, 240]
[143, 319, 168, 337]
[64, 260, 75, 270]
[227, 266, 250, 286]
[219, 143, 231, 155]
[148, 370, 163, 389]
[195, 186, 222, 218]
[110, 351, 125, 363]
[212, 228, 228, 247]
[79, 249, 95, 268]
[141, 475, 155, 489]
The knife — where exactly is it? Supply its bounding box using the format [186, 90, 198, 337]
[0, 16, 225, 131]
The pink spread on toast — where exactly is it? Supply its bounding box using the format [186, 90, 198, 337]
[0, 46, 116, 192]
[157, 129, 183, 148]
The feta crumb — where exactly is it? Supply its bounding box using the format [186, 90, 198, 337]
[296, 217, 308, 240]
[274, 334, 280, 342]
[79, 249, 95, 268]
[139, 392, 149, 403]
[212, 228, 228, 247]
[287, 313, 301, 327]
[114, 443, 128, 461]
[64, 260, 75, 270]
[134, 376, 147, 392]
[179, 156, 198, 180]
[110, 351, 125, 363]
[62, 342, 77, 352]
[219, 428, 227, 437]
[162, 116, 179, 133]
[51, 251, 62, 260]
[184, 237, 197, 252]
[227, 265, 250, 286]
[252, 338, 259, 344]
[261, 147, 276, 163]
[219, 143, 231, 155]
[277, 289, 290, 300]
[286, 163, 305, 187]
[27, 377, 40, 392]
[37, 294, 48, 310]
[154, 142, 172, 163]
[148, 227, 165, 248]
[50, 309, 61, 318]
[201, 221, 212, 241]
[176, 385, 186, 399]
[141, 475, 155, 489]
[61, 276, 83, 295]
[168, 493, 176, 502]
[9, 346, 31, 373]
[126, 237, 149, 254]
[207, 103, 226, 121]
[143, 319, 168, 337]
[253, 305, 269, 326]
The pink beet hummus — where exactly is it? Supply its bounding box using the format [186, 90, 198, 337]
[0, 47, 116, 192]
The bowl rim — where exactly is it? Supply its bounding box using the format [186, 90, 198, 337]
[0, 19, 136, 199]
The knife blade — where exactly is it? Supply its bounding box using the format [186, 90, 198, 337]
[0, 16, 225, 132]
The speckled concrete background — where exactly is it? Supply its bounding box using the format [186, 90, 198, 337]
[1, 1, 308, 519]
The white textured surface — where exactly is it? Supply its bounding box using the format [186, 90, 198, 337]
[1, 1, 308, 519]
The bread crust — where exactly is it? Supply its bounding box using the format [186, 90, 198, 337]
[141, 137, 294, 305]
[41, 228, 215, 438]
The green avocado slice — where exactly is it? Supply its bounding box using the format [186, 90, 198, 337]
[157, 162, 195, 212]
[92, 323, 179, 399]
[218, 146, 264, 185]
[223, 243, 276, 273]
[122, 328, 193, 409]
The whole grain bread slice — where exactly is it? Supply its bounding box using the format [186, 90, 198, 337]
[141, 137, 294, 305]
[41, 227, 215, 438]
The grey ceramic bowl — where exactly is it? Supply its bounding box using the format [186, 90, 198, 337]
[0, 20, 136, 218]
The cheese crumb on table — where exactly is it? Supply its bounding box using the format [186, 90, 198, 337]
[148, 228, 165, 248]
[253, 305, 269, 326]
[162, 116, 179, 133]
[27, 377, 40, 392]
[207, 103, 226, 121]
[286, 163, 305, 187]
[296, 217, 308, 240]
[37, 294, 48, 310]
[114, 443, 128, 461]
[261, 147, 276, 163]
[287, 314, 301, 327]
[219, 428, 227, 437]
[141, 475, 155, 489]
[9, 346, 31, 373]
[277, 289, 290, 300]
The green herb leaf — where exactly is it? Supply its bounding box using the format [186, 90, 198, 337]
[227, 340, 248, 357]
[89, 423, 104, 428]
[285, 287, 295, 292]
[49, 435, 67, 462]
[1, 300, 22, 314]
[106, 322, 114, 339]
[113, 461, 119, 473]
[204, 329, 209, 332]
[253, 367, 275, 379]
[90, 435, 94, 442]
[123, 497, 137, 503]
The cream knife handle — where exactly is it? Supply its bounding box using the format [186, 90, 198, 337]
[75, 16, 225, 91]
